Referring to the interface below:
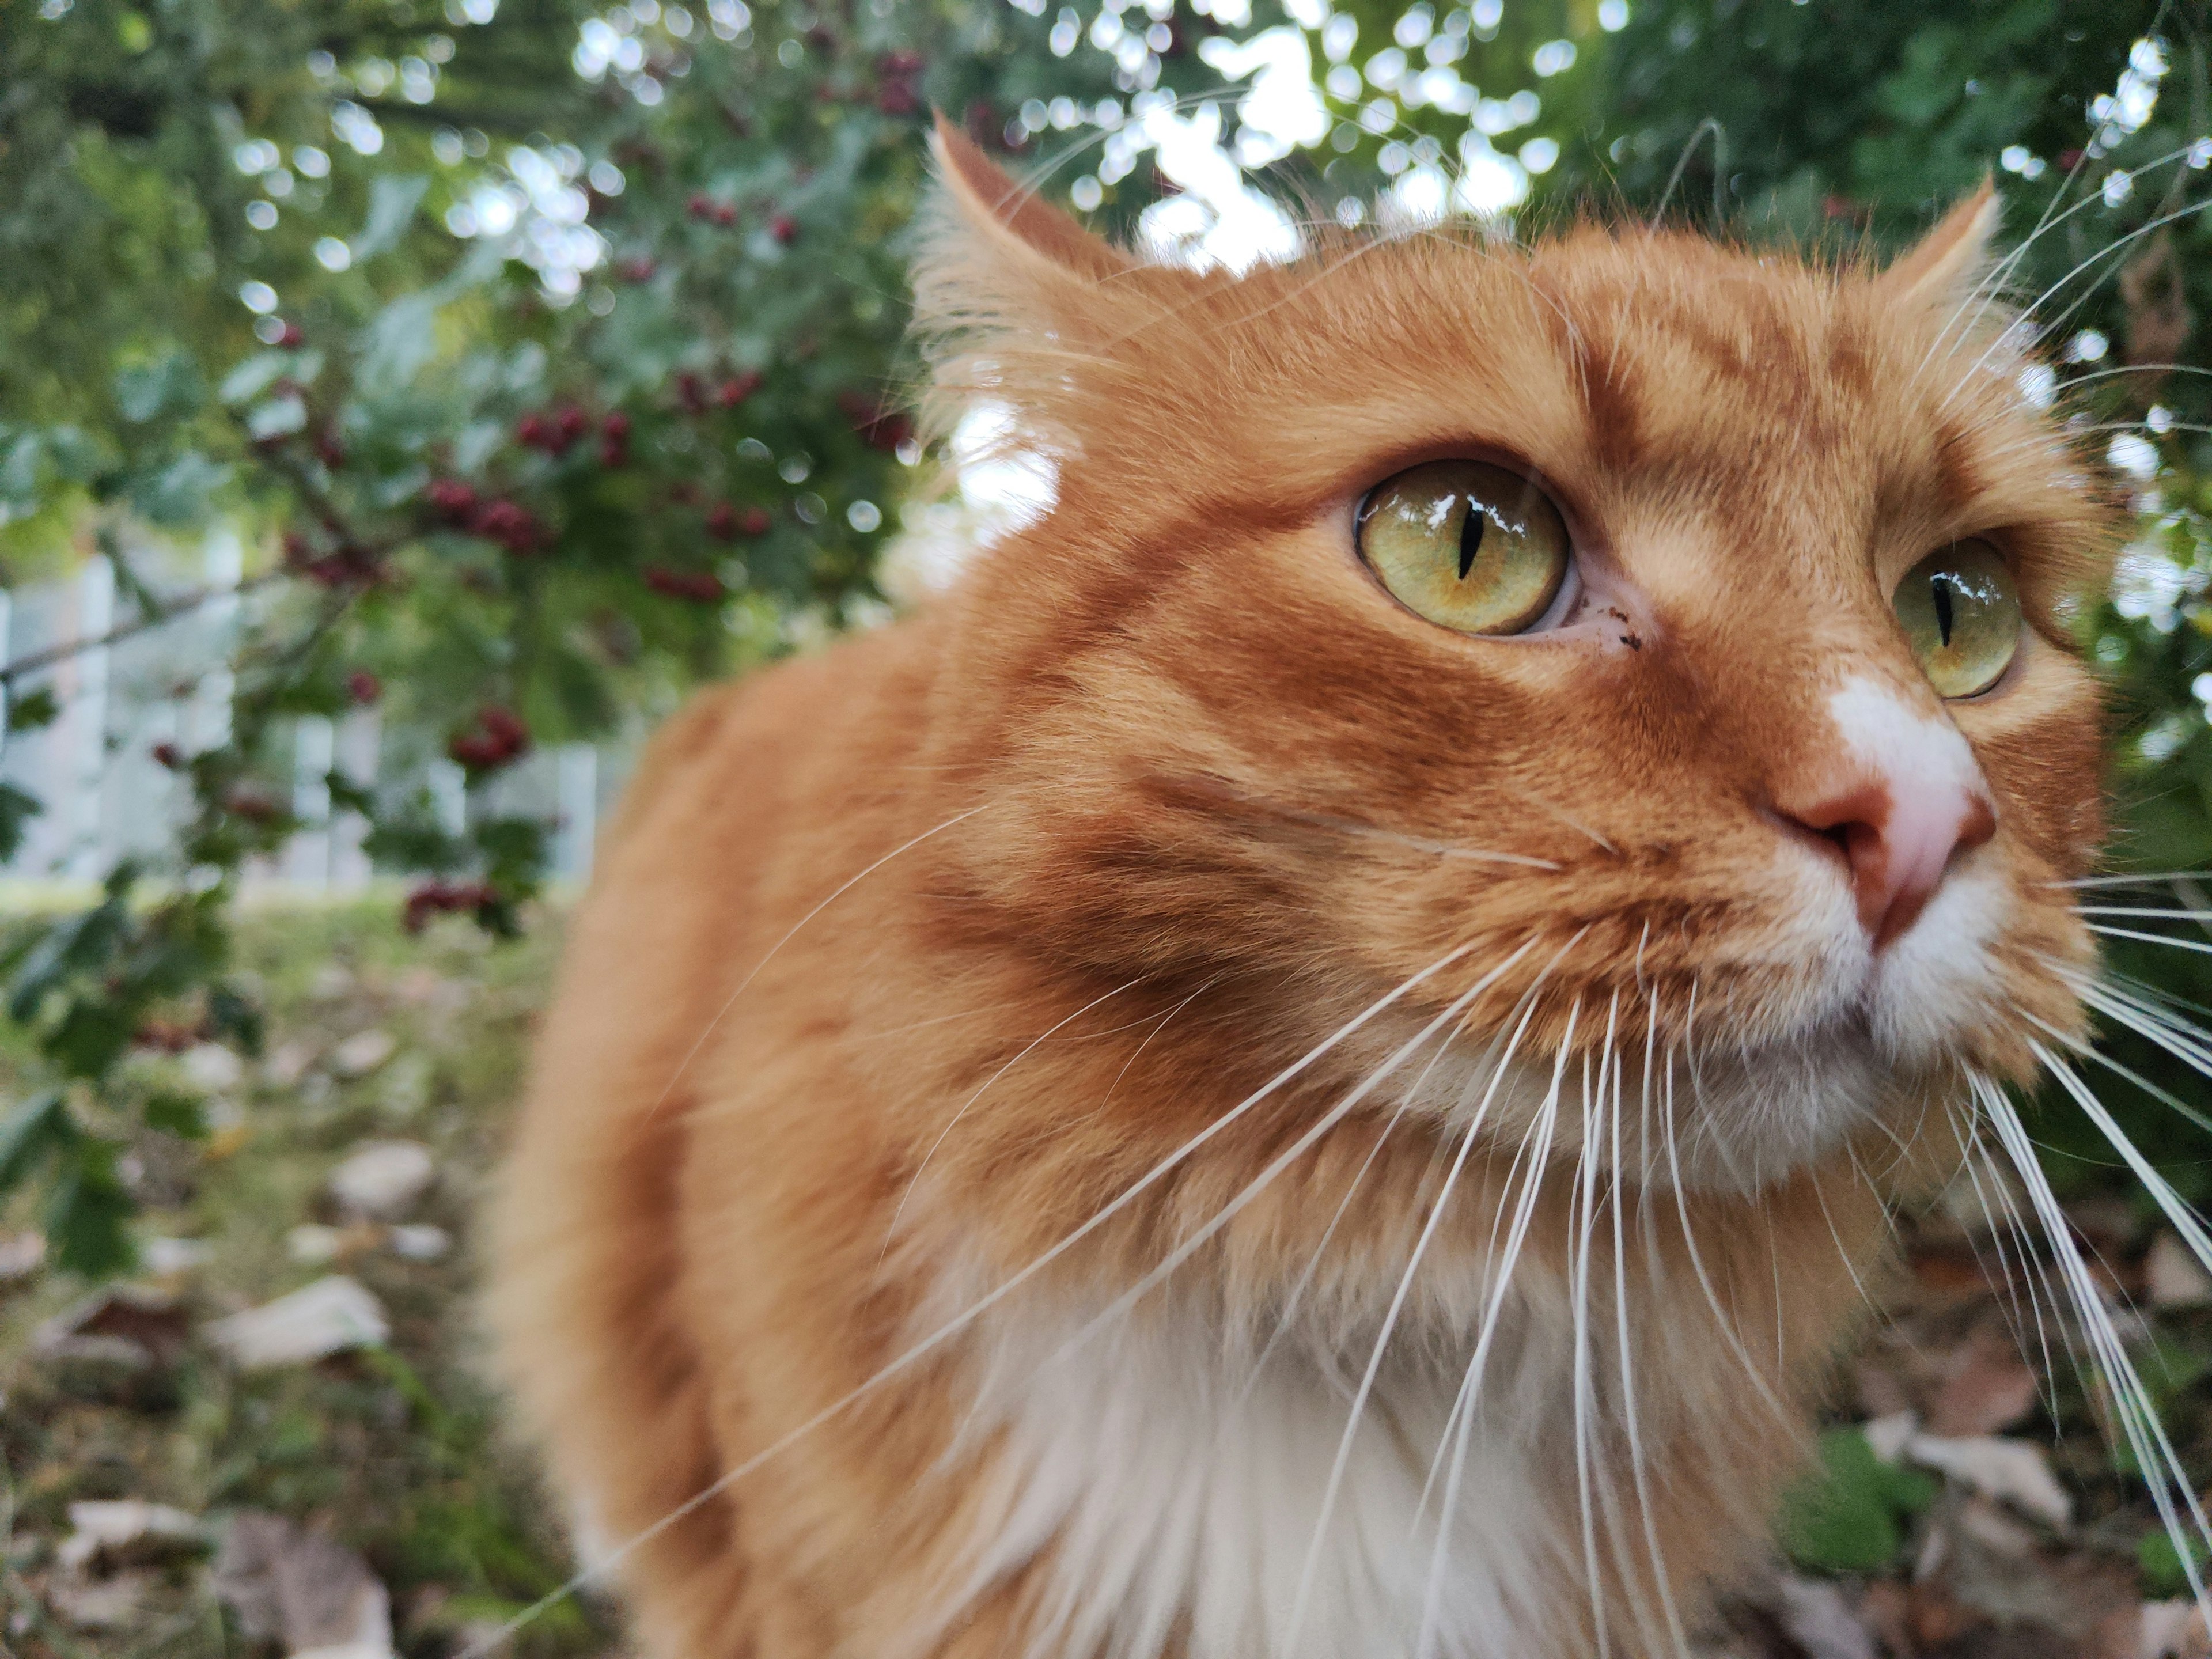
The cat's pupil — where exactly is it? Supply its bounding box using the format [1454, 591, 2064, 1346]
[1457, 501, 1485, 581]
[1932, 575, 1956, 647]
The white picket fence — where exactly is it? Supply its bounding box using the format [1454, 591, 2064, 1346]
[0, 539, 626, 893]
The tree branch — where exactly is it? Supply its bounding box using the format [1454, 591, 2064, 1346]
[0, 570, 285, 686]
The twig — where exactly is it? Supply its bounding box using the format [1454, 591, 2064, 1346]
[0, 570, 283, 685]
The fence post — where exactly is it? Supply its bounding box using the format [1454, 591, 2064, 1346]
[65, 557, 114, 883]
[555, 743, 597, 882]
[287, 716, 334, 887]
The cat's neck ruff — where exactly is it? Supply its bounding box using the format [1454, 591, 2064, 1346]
[935, 1284, 1569, 1659]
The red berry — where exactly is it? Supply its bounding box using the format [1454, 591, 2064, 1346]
[150, 741, 183, 770]
[276, 321, 305, 348]
[470, 499, 546, 555]
[601, 411, 632, 441]
[346, 670, 382, 706]
[770, 214, 797, 244]
[616, 255, 657, 282]
[427, 479, 479, 524]
[403, 878, 498, 934]
[448, 706, 531, 773]
[737, 505, 772, 537]
[687, 191, 714, 219]
[675, 372, 707, 415]
[555, 403, 589, 444]
[713, 201, 737, 226]
[715, 371, 763, 408]
[643, 565, 725, 603]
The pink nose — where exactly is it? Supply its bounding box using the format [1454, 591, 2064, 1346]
[1773, 777, 1997, 948]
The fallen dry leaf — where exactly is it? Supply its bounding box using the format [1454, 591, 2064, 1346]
[325, 1140, 434, 1219]
[2145, 1233, 2212, 1311]
[1906, 1434, 2073, 1529]
[1927, 1325, 2041, 1438]
[33, 1283, 190, 1370]
[1770, 1574, 1878, 1659]
[55, 1500, 207, 1573]
[331, 1027, 396, 1078]
[206, 1275, 389, 1369]
[2141, 1600, 2212, 1659]
[212, 1510, 394, 1656]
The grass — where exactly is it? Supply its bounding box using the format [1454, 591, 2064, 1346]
[2, 903, 2210, 1657]
[0, 902, 614, 1658]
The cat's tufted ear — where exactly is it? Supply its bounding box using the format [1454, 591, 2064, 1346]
[929, 111, 1134, 282]
[1878, 179, 2001, 308]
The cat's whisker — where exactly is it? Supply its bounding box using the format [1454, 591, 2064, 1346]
[1919, 135, 2211, 389]
[2075, 904, 2212, 919]
[1941, 190, 2212, 416]
[1215, 793, 1566, 870]
[1613, 1010, 1692, 1658]
[1966, 1120, 2075, 1417]
[646, 804, 994, 1120]
[1281, 960, 1556, 1658]
[880, 975, 1148, 1266]
[1661, 994, 1797, 1430]
[459, 935, 1495, 1659]
[1940, 1102, 2065, 1414]
[2086, 922, 2212, 957]
[1980, 1066, 2212, 1613]
[1570, 1014, 1616, 1659]
[1413, 999, 1580, 1659]
[2055, 870, 2212, 888]
[1064, 938, 1551, 1381]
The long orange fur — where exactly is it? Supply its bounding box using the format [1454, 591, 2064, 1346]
[490, 126, 2119, 1657]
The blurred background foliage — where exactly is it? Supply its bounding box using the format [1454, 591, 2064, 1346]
[0, 0, 2205, 1268]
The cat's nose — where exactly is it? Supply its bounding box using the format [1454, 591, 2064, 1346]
[1774, 779, 1995, 946]
[1770, 677, 1997, 949]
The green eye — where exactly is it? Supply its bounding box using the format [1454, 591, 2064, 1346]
[1357, 460, 1571, 636]
[1892, 539, 2021, 698]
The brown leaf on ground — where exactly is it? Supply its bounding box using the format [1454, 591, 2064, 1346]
[33, 1283, 190, 1368]
[2145, 1232, 2212, 1310]
[211, 1510, 394, 1654]
[1926, 1326, 2040, 1437]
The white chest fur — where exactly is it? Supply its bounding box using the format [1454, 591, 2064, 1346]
[935, 1304, 1570, 1659]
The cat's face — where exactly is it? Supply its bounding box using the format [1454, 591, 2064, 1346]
[919, 134, 2118, 1187]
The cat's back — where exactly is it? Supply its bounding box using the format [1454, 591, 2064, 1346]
[489, 615, 951, 1650]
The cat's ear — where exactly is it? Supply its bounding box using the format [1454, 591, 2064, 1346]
[929, 111, 1134, 282]
[1878, 179, 2001, 308]
[912, 113, 1179, 456]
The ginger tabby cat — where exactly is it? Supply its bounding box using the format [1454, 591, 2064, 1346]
[491, 122, 2115, 1658]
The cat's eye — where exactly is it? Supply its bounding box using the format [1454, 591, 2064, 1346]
[1892, 540, 2021, 699]
[1357, 460, 1570, 636]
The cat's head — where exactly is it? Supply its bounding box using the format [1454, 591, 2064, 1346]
[911, 120, 2118, 1188]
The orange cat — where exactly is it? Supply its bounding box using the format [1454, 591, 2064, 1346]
[490, 122, 2117, 1658]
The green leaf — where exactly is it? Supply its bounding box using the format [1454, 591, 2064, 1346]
[131, 450, 231, 527]
[0, 781, 44, 861]
[203, 986, 262, 1058]
[45, 1138, 135, 1278]
[112, 353, 202, 425]
[355, 175, 431, 263]
[2141, 1526, 2211, 1597]
[9, 687, 60, 732]
[219, 351, 294, 406]
[0, 1089, 69, 1191]
[1779, 1429, 1936, 1574]
[142, 1090, 206, 1139]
